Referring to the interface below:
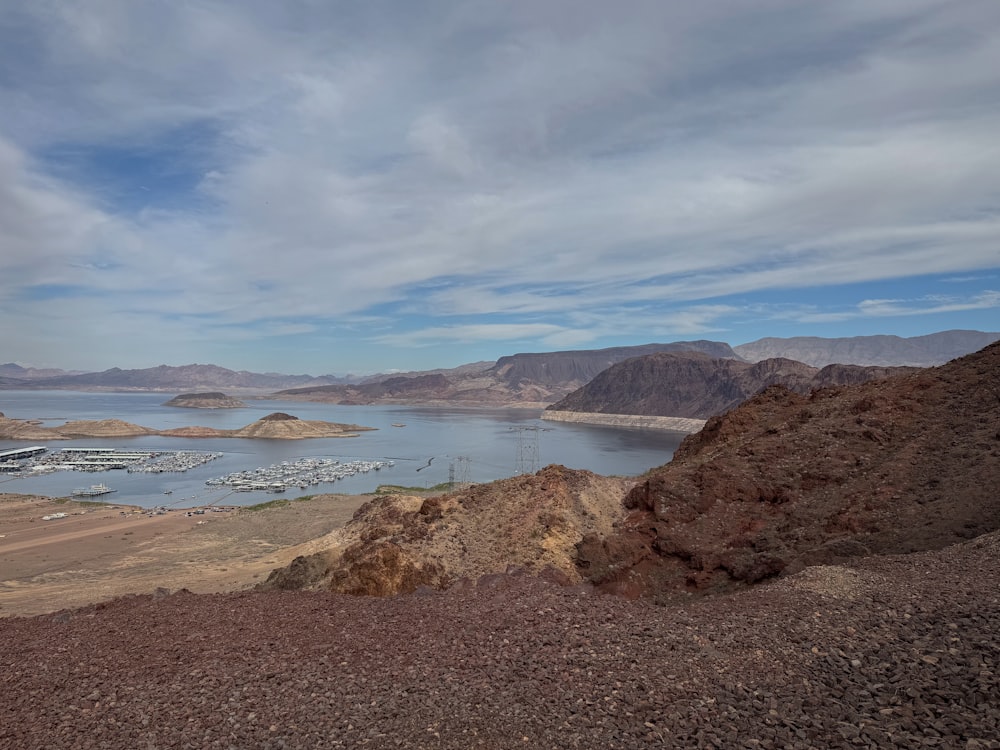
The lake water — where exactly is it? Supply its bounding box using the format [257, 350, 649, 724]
[0, 391, 685, 508]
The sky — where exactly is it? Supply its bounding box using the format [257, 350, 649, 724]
[1, 1, 999, 376]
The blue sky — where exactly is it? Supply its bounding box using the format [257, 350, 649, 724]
[1, 1, 998, 375]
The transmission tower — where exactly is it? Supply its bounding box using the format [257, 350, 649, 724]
[448, 456, 472, 489]
[456, 456, 471, 487]
[513, 426, 540, 475]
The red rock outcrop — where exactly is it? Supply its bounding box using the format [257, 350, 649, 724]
[261, 465, 634, 595]
[577, 342, 1000, 599]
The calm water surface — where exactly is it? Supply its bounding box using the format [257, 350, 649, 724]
[0, 391, 685, 508]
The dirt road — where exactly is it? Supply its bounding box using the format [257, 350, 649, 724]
[0, 492, 372, 617]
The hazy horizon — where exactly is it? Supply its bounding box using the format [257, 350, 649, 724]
[5, 328, 998, 378]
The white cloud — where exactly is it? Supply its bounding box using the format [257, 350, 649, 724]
[858, 292, 1000, 317]
[373, 323, 572, 348]
[791, 291, 1000, 323]
[2, 1, 1000, 370]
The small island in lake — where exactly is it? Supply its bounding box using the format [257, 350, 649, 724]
[0, 412, 374, 440]
[163, 392, 247, 408]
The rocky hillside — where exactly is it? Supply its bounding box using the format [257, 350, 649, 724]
[576, 341, 1000, 599]
[5, 533, 1000, 747]
[261, 466, 635, 595]
[162, 391, 246, 408]
[547, 351, 912, 419]
[269, 343, 1000, 602]
[734, 329, 1000, 367]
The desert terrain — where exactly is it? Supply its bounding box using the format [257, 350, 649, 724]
[0, 492, 374, 618]
[1, 342, 998, 747]
[1, 531, 997, 748]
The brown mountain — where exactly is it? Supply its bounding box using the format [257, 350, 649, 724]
[274, 340, 740, 406]
[576, 341, 1000, 600]
[488, 340, 739, 389]
[546, 351, 913, 419]
[276, 373, 456, 405]
[734, 329, 1000, 367]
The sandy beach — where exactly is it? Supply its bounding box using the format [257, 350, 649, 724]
[0, 492, 373, 617]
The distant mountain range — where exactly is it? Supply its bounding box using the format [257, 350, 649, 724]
[0, 363, 351, 393]
[271, 341, 739, 406]
[2, 330, 996, 403]
[0, 363, 88, 379]
[733, 329, 1000, 367]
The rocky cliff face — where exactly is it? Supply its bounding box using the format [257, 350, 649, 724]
[547, 352, 912, 419]
[576, 341, 1000, 600]
[489, 340, 740, 390]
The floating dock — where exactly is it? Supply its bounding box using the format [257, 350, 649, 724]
[71, 484, 117, 497]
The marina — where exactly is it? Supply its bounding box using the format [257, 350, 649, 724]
[0, 391, 687, 509]
[0, 447, 223, 476]
[205, 456, 393, 493]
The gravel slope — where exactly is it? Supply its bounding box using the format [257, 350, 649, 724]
[2, 531, 998, 749]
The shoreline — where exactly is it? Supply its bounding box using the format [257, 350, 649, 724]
[541, 409, 706, 433]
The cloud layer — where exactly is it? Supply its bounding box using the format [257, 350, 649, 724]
[1, 1, 999, 372]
